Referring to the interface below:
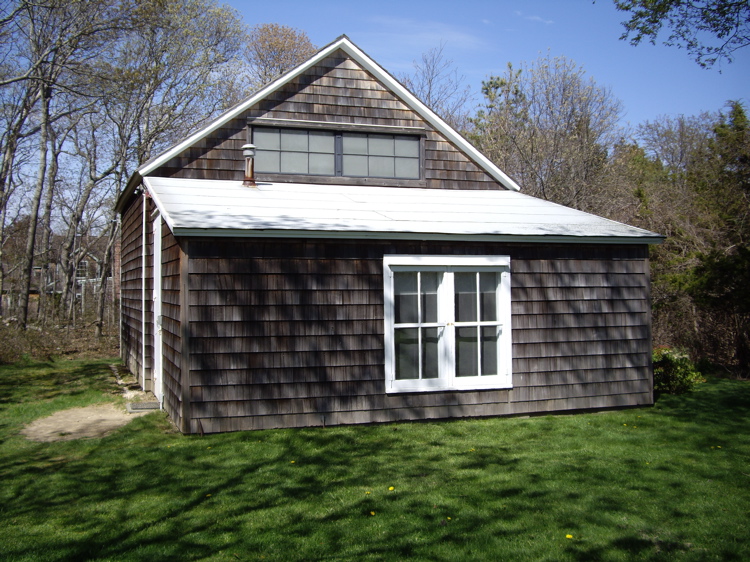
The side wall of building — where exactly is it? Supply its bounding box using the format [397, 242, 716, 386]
[120, 195, 144, 378]
[182, 238, 652, 433]
[120, 193, 155, 388]
[160, 223, 183, 427]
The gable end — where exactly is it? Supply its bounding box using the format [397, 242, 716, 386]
[142, 43, 512, 191]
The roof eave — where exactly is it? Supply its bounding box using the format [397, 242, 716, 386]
[115, 170, 144, 214]
[168, 227, 665, 245]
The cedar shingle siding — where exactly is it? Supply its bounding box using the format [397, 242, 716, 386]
[119, 211, 653, 433]
[182, 240, 651, 433]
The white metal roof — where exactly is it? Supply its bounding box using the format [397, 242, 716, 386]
[144, 177, 663, 244]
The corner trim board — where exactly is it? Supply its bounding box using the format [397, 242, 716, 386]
[179, 239, 191, 433]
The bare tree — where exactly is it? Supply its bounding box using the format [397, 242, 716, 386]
[1, 0, 245, 330]
[472, 53, 624, 210]
[399, 42, 473, 131]
[243, 23, 317, 89]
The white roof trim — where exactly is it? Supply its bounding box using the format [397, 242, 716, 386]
[136, 36, 521, 191]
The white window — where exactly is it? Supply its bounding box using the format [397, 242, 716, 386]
[383, 255, 512, 393]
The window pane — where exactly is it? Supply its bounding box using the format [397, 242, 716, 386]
[254, 128, 279, 150]
[342, 133, 367, 154]
[422, 327, 439, 379]
[395, 137, 419, 157]
[456, 326, 478, 377]
[421, 272, 439, 323]
[394, 272, 418, 324]
[369, 156, 394, 177]
[395, 328, 419, 380]
[369, 134, 394, 156]
[481, 326, 499, 376]
[343, 155, 368, 176]
[480, 272, 497, 321]
[309, 153, 335, 175]
[281, 129, 308, 151]
[309, 131, 335, 153]
[455, 272, 477, 322]
[255, 150, 280, 173]
[395, 157, 419, 179]
[280, 152, 308, 174]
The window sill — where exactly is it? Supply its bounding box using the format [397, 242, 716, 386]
[386, 379, 512, 394]
[256, 173, 427, 188]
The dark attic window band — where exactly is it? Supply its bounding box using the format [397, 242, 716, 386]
[249, 122, 423, 180]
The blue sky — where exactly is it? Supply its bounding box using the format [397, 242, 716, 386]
[226, 0, 749, 128]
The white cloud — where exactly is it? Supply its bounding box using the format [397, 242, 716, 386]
[515, 11, 554, 25]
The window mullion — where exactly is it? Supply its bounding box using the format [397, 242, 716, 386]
[442, 271, 455, 386]
[476, 272, 482, 377]
[335, 133, 342, 176]
[417, 272, 423, 380]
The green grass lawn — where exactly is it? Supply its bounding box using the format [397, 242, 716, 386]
[0, 359, 748, 561]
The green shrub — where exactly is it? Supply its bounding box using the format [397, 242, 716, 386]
[653, 347, 704, 394]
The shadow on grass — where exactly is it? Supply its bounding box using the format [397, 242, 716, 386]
[0, 374, 748, 560]
[0, 358, 118, 406]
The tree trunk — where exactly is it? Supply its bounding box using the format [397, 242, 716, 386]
[18, 89, 50, 328]
[36, 125, 61, 325]
[94, 219, 119, 337]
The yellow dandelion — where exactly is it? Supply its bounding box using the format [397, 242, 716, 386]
[290, 460, 296, 464]
[365, 491, 371, 495]
[447, 517, 451, 520]
[206, 494, 212, 497]
[717, 446, 722, 449]
[370, 511, 375, 516]
[566, 534, 573, 539]
[388, 486, 395, 491]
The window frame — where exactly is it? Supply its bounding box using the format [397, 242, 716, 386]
[383, 255, 512, 394]
[251, 126, 422, 181]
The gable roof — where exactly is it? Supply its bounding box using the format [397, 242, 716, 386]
[144, 176, 664, 244]
[117, 36, 519, 212]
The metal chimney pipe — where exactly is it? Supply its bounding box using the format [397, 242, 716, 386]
[242, 143, 257, 187]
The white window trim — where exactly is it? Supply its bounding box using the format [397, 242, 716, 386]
[383, 255, 512, 393]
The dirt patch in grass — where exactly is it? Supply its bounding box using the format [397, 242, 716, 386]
[20, 403, 149, 442]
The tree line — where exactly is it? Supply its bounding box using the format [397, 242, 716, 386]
[1, 0, 747, 373]
[0, 0, 314, 335]
[463, 52, 748, 373]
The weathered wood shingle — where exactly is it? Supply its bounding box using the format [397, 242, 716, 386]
[181, 239, 652, 433]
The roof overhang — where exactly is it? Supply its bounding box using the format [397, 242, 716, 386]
[143, 177, 665, 245]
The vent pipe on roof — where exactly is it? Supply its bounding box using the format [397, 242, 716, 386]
[242, 144, 257, 187]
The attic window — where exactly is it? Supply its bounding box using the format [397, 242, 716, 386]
[253, 127, 420, 180]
